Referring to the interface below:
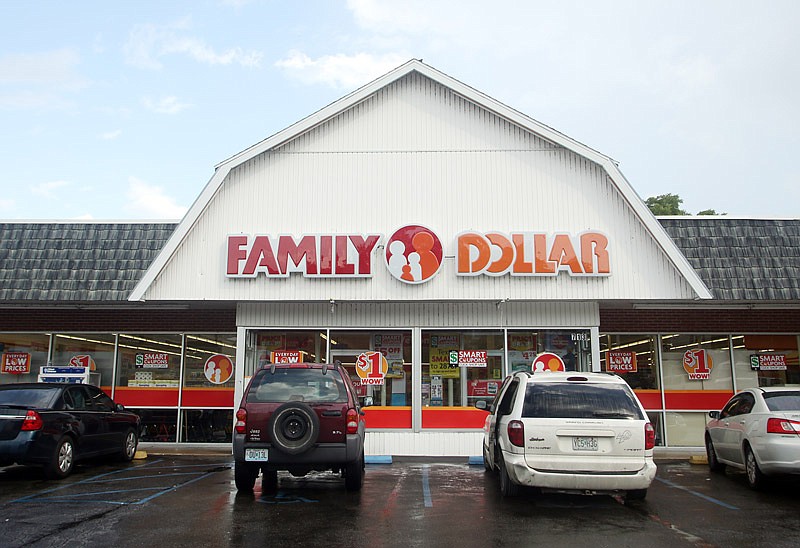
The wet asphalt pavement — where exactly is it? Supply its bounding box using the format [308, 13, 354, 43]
[1, 454, 799, 548]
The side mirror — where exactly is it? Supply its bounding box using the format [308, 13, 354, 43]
[115, 403, 126, 412]
[708, 410, 720, 419]
[474, 400, 488, 410]
[363, 396, 374, 407]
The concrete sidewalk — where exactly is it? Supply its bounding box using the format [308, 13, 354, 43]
[137, 442, 706, 463]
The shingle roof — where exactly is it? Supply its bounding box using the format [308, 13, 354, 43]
[1, 219, 798, 303]
[659, 217, 800, 301]
[0, 222, 177, 302]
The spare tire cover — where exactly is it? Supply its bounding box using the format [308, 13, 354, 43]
[268, 402, 320, 455]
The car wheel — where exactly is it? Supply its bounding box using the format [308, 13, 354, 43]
[344, 452, 365, 492]
[261, 468, 278, 492]
[744, 445, 766, 490]
[482, 445, 492, 473]
[119, 429, 138, 462]
[267, 402, 320, 455]
[705, 436, 726, 473]
[234, 461, 260, 491]
[498, 455, 520, 497]
[45, 436, 75, 479]
[625, 489, 647, 502]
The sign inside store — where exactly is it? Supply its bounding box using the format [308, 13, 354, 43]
[683, 349, 713, 380]
[135, 352, 170, 368]
[607, 351, 638, 373]
[1, 352, 31, 374]
[532, 352, 565, 372]
[271, 351, 302, 364]
[750, 354, 787, 371]
[355, 351, 388, 385]
[225, 229, 611, 281]
[450, 350, 488, 367]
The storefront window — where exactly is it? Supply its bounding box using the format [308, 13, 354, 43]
[0, 333, 50, 384]
[114, 334, 183, 407]
[330, 330, 412, 407]
[664, 411, 707, 447]
[52, 334, 116, 391]
[182, 334, 237, 410]
[661, 334, 733, 392]
[246, 330, 327, 378]
[732, 335, 799, 389]
[599, 335, 660, 389]
[181, 409, 233, 443]
[137, 409, 178, 442]
[508, 329, 592, 373]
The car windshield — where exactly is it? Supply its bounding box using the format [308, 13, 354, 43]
[522, 383, 645, 420]
[0, 387, 60, 408]
[247, 368, 347, 403]
[764, 391, 800, 412]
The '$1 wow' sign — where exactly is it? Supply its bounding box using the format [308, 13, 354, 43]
[356, 351, 388, 385]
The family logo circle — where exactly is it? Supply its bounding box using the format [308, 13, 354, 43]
[204, 354, 234, 384]
[384, 225, 443, 284]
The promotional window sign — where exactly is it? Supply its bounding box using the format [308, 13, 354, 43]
[450, 350, 488, 367]
[356, 351, 388, 385]
[136, 353, 170, 368]
[69, 355, 96, 371]
[271, 350, 303, 364]
[509, 334, 535, 351]
[683, 349, 714, 380]
[430, 375, 443, 406]
[429, 348, 460, 378]
[750, 354, 787, 371]
[467, 379, 501, 397]
[1, 352, 31, 374]
[374, 334, 404, 378]
[607, 351, 638, 373]
[532, 352, 565, 373]
[204, 354, 234, 384]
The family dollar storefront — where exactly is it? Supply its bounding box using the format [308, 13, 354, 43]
[127, 60, 717, 456]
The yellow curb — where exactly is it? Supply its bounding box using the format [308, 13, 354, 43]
[133, 450, 148, 460]
[689, 455, 708, 465]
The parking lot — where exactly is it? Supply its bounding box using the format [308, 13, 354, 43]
[1, 454, 799, 548]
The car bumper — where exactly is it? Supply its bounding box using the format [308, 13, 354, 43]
[503, 451, 657, 492]
[754, 438, 800, 476]
[0, 432, 48, 466]
[233, 433, 363, 465]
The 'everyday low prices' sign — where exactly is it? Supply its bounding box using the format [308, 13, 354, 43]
[1, 352, 31, 374]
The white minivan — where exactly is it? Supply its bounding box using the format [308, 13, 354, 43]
[480, 371, 657, 501]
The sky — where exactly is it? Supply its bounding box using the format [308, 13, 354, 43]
[1, 0, 798, 221]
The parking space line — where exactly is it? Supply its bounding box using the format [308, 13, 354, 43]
[655, 477, 739, 510]
[11, 459, 228, 506]
[421, 465, 433, 507]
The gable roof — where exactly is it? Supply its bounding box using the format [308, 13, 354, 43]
[0, 222, 176, 303]
[659, 217, 800, 301]
[128, 59, 712, 302]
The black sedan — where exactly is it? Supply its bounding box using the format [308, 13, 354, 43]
[0, 383, 141, 478]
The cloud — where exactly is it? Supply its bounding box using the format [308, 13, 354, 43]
[142, 95, 192, 114]
[31, 180, 70, 200]
[101, 129, 122, 140]
[0, 49, 85, 87]
[125, 176, 188, 219]
[124, 20, 263, 70]
[275, 51, 407, 89]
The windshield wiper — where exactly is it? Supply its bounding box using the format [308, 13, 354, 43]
[591, 412, 635, 419]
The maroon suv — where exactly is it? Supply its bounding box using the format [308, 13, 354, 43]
[233, 362, 366, 492]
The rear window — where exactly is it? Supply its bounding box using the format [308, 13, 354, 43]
[522, 382, 645, 420]
[247, 368, 347, 403]
[0, 387, 60, 408]
[764, 391, 800, 412]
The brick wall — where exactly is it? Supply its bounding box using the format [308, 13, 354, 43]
[600, 308, 800, 333]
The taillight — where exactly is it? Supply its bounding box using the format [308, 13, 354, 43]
[21, 410, 43, 431]
[346, 408, 359, 435]
[507, 420, 524, 447]
[644, 422, 656, 450]
[235, 408, 247, 434]
[767, 417, 800, 435]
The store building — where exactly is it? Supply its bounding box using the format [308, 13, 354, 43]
[2, 60, 798, 456]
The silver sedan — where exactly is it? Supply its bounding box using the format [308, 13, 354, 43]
[705, 387, 800, 489]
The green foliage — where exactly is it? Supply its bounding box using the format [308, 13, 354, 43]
[645, 194, 725, 216]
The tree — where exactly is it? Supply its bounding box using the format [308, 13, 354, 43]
[645, 194, 726, 216]
[645, 193, 688, 215]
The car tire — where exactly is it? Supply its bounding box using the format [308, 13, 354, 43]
[261, 468, 278, 492]
[498, 455, 520, 497]
[267, 402, 320, 455]
[482, 445, 493, 473]
[625, 489, 647, 501]
[744, 445, 767, 490]
[235, 461, 260, 491]
[44, 436, 75, 479]
[344, 452, 365, 492]
[119, 429, 138, 462]
[705, 436, 726, 473]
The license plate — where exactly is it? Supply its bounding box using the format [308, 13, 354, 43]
[572, 437, 598, 451]
[245, 448, 269, 461]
